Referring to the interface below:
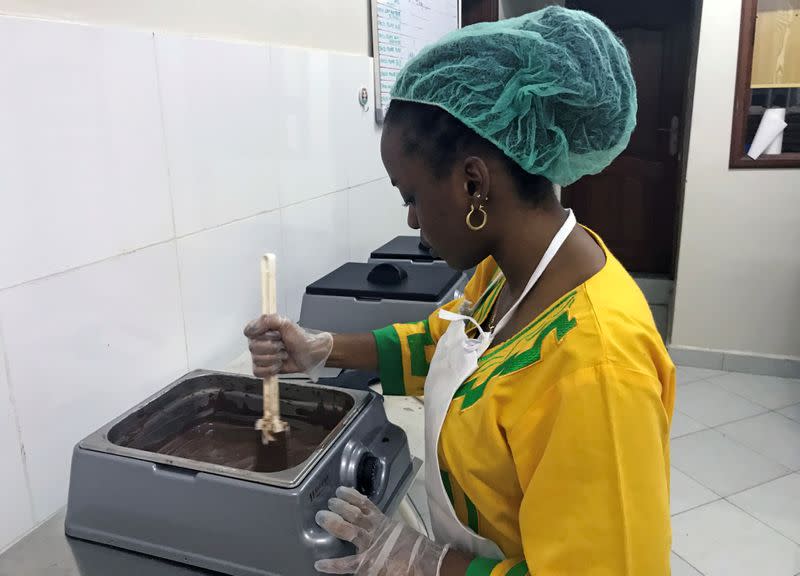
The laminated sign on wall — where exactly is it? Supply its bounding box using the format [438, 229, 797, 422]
[371, 0, 460, 123]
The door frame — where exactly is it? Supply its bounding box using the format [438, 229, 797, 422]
[458, 0, 704, 341]
[667, 0, 703, 342]
[672, 0, 703, 280]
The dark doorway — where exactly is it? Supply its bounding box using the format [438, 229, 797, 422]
[561, 0, 700, 277]
[462, 0, 499, 25]
[461, 0, 702, 279]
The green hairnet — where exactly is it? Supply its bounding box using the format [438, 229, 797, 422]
[390, 6, 637, 186]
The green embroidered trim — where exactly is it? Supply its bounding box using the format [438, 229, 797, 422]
[455, 375, 489, 410]
[472, 277, 505, 323]
[457, 303, 579, 410]
[481, 291, 577, 363]
[407, 320, 433, 377]
[453, 376, 475, 399]
[441, 470, 455, 506]
[494, 311, 577, 375]
[506, 561, 529, 576]
[372, 326, 405, 395]
[466, 558, 502, 576]
[465, 493, 479, 533]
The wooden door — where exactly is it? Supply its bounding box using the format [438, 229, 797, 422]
[562, 0, 693, 276]
[462, 0, 499, 26]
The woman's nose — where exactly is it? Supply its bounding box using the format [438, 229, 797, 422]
[407, 206, 420, 230]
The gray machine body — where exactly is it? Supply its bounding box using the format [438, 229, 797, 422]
[299, 236, 472, 334]
[299, 262, 467, 334]
[367, 235, 450, 268]
[65, 370, 419, 576]
[299, 290, 464, 333]
[368, 234, 474, 280]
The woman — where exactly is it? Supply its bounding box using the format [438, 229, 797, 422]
[245, 7, 674, 576]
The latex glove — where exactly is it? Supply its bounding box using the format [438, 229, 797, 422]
[244, 314, 333, 381]
[315, 486, 449, 575]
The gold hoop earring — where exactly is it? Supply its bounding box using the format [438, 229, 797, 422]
[466, 204, 488, 231]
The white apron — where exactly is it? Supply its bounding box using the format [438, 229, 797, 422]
[423, 210, 577, 558]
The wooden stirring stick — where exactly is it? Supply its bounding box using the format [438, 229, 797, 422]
[255, 253, 288, 444]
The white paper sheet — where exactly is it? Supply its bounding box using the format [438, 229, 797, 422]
[748, 107, 787, 159]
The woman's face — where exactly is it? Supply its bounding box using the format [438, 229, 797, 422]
[380, 124, 489, 271]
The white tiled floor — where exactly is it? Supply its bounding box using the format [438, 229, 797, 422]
[670, 367, 800, 575]
[779, 403, 800, 423]
[676, 366, 727, 386]
[676, 380, 769, 427]
[671, 410, 707, 439]
[711, 372, 800, 411]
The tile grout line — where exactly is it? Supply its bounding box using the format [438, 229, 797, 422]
[678, 376, 776, 428]
[724, 483, 800, 546]
[710, 416, 797, 471]
[672, 382, 800, 545]
[671, 461, 794, 516]
[670, 408, 708, 440]
[672, 496, 725, 518]
[152, 32, 191, 373]
[677, 371, 725, 386]
[672, 422, 792, 488]
[671, 429, 706, 440]
[669, 460, 724, 501]
[670, 433, 791, 499]
[0, 237, 177, 295]
[774, 402, 800, 424]
[171, 240, 191, 371]
[692, 372, 800, 408]
[674, 409, 769, 434]
[709, 411, 772, 429]
[672, 476, 800, 564]
[275, 176, 388, 216]
[763, 406, 800, 426]
[151, 30, 178, 248]
[0, 318, 37, 523]
[0, 177, 389, 298]
[724, 470, 797, 499]
[670, 548, 704, 575]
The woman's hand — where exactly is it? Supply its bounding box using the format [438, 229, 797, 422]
[243, 314, 333, 380]
[315, 486, 450, 575]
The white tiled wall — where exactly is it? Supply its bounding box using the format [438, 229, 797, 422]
[0, 18, 173, 290]
[280, 191, 351, 321]
[0, 15, 403, 552]
[348, 178, 410, 262]
[0, 243, 188, 523]
[156, 35, 278, 236]
[177, 211, 284, 370]
[272, 45, 347, 207]
[333, 55, 387, 188]
[0, 338, 34, 550]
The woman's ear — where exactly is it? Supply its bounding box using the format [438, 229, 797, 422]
[463, 156, 490, 201]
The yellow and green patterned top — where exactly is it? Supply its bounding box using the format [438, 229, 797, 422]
[373, 232, 675, 576]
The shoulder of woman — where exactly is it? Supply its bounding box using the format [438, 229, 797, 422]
[461, 256, 502, 304]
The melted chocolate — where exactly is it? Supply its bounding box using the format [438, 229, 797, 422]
[153, 414, 331, 473]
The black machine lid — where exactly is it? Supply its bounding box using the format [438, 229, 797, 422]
[306, 262, 460, 302]
[370, 236, 441, 263]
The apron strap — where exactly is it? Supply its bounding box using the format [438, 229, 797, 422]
[492, 210, 576, 335]
[438, 309, 488, 351]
